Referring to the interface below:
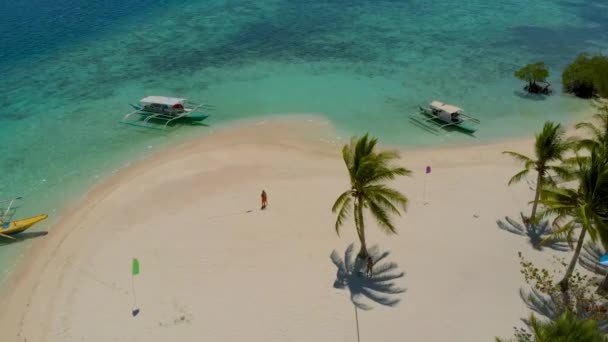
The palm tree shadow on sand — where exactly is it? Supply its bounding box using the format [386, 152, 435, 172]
[579, 241, 608, 277]
[330, 243, 405, 310]
[496, 212, 570, 251]
[519, 288, 608, 332]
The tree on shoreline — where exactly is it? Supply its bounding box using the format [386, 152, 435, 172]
[565, 103, 608, 294]
[332, 134, 410, 259]
[504, 121, 571, 224]
[562, 54, 608, 99]
[539, 148, 608, 296]
[498, 114, 608, 340]
[515, 62, 552, 95]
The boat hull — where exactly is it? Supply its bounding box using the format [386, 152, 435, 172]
[128, 104, 209, 122]
[1, 214, 48, 235]
[418, 107, 478, 133]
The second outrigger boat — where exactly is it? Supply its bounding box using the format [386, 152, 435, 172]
[121, 96, 211, 130]
[410, 101, 479, 134]
[0, 197, 48, 240]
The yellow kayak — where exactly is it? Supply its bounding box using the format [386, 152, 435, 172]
[0, 214, 48, 235]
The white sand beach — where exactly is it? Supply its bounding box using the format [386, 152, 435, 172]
[0, 116, 567, 341]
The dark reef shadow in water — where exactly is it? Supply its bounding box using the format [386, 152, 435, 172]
[504, 1, 608, 68]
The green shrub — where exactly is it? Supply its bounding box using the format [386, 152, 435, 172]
[562, 54, 608, 98]
[514, 62, 552, 95]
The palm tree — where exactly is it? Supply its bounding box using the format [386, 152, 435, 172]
[332, 134, 410, 258]
[575, 101, 608, 295]
[497, 311, 607, 342]
[575, 100, 608, 153]
[503, 121, 572, 224]
[539, 148, 608, 295]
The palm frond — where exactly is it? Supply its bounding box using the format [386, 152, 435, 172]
[546, 164, 576, 183]
[363, 185, 408, 212]
[358, 157, 411, 184]
[374, 150, 400, 162]
[534, 121, 569, 164]
[332, 192, 353, 235]
[366, 167, 412, 185]
[542, 220, 577, 247]
[507, 169, 531, 186]
[576, 121, 603, 138]
[332, 191, 351, 213]
[366, 199, 397, 234]
[503, 151, 534, 164]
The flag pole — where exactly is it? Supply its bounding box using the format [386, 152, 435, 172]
[354, 304, 361, 342]
[424, 166, 431, 205]
[131, 258, 140, 317]
[423, 174, 427, 204]
[131, 272, 137, 309]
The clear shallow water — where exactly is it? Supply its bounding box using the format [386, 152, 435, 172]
[1, 0, 607, 283]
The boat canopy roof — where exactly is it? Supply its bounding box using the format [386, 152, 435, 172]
[430, 100, 463, 114]
[140, 96, 186, 106]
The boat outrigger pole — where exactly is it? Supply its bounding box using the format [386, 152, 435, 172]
[0, 196, 22, 222]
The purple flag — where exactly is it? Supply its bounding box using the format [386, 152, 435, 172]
[425, 166, 431, 174]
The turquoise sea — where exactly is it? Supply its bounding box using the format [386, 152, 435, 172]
[1, 0, 607, 283]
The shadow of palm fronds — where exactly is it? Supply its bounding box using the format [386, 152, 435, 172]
[519, 288, 560, 321]
[330, 243, 405, 310]
[496, 213, 570, 251]
[519, 287, 608, 332]
[579, 241, 608, 277]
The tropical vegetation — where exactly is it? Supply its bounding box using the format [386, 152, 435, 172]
[497, 310, 607, 342]
[503, 121, 571, 224]
[562, 54, 608, 99]
[514, 62, 552, 95]
[517, 254, 607, 323]
[538, 147, 608, 294]
[499, 105, 608, 339]
[332, 134, 410, 258]
[576, 100, 608, 153]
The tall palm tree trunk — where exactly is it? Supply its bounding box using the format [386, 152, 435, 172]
[529, 173, 542, 224]
[355, 198, 368, 259]
[558, 228, 587, 295]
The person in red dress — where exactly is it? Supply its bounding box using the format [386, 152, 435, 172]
[261, 190, 268, 210]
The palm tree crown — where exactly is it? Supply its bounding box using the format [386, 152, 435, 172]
[539, 147, 608, 294]
[332, 134, 410, 258]
[503, 121, 572, 222]
[575, 100, 608, 153]
[540, 148, 608, 243]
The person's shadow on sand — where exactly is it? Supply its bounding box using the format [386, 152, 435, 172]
[330, 243, 405, 310]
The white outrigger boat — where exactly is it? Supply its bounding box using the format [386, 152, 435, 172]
[410, 101, 479, 134]
[121, 96, 211, 130]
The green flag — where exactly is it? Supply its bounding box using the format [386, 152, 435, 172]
[132, 258, 140, 276]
